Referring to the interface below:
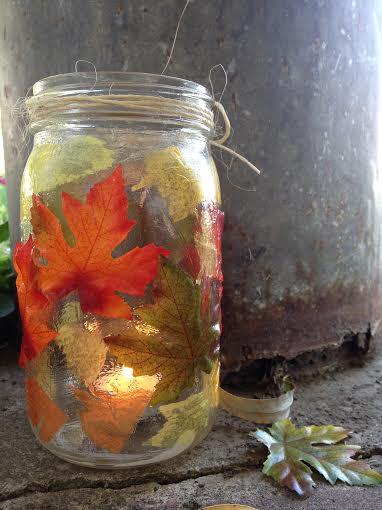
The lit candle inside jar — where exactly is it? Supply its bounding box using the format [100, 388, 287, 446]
[75, 366, 160, 454]
[97, 365, 159, 395]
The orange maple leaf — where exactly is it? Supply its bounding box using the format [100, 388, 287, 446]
[26, 378, 68, 442]
[31, 165, 169, 318]
[74, 384, 155, 453]
[14, 236, 57, 367]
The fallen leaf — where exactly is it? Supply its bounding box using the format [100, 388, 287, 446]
[56, 323, 107, 387]
[14, 236, 57, 366]
[203, 506, 259, 510]
[148, 363, 219, 448]
[203, 506, 258, 510]
[107, 262, 218, 405]
[251, 418, 382, 497]
[31, 165, 169, 318]
[74, 373, 158, 453]
[132, 147, 205, 223]
[26, 378, 68, 443]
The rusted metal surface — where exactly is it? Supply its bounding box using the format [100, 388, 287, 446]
[221, 282, 380, 372]
[219, 0, 382, 372]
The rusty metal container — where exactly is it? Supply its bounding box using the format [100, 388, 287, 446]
[220, 0, 382, 374]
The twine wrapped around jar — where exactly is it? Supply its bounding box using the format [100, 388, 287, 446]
[26, 89, 260, 176]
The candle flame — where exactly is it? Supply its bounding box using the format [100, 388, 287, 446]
[122, 366, 134, 381]
[95, 365, 158, 395]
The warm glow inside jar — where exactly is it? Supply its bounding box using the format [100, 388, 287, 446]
[16, 72, 223, 468]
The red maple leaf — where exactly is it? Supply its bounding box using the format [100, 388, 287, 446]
[14, 236, 57, 367]
[180, 203, 224, 315]
[31, 165, 169, 319]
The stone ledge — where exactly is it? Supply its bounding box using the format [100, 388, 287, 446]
[1, 349, 382, 509]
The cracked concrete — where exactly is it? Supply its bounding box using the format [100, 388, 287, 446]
[1, 347, 382, 509]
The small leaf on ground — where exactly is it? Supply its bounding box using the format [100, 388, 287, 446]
[251, 418, 382, 497]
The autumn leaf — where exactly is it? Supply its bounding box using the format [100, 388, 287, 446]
[74, 373, 158, 453]
[180, 204, 224, 324]
[132, 147, 205, 223]
[14, 236, 57, 366]
[26, 346, 56, 399]
[107, 262, 219, 405]
[31, 165, 169, 318]
[251, 418, 382, 497]
[21, 135, 114, 225]
[26, 378, 68, 443]
[148, 363, 219, 448]
[53, 299, 107, 386]
[195, 203, 224, 282]
[56, 323, 107, 387]
[197, 204, 224, 321]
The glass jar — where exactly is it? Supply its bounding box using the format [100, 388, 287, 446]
[15, 72, 222, 468]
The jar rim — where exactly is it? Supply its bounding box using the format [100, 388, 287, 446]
[32, 71, 213, 102]
[27, 71, 214, 135]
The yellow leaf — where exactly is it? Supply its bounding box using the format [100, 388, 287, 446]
[56, 323, 108, 387]
[26, 135, 113, 193]
[52, 299, 107, 387]
[26, 346, 56, 399]
[203, 506, 259, 510]
[21, 135, 113, 222]
[132, 147, 205, 222]
[148, 362, 219, 448]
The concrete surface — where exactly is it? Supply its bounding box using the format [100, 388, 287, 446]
[0, 347, 381, 509]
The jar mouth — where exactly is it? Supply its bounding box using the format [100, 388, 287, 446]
[33, 71, 212, 101]
[27, 72, 214, 136]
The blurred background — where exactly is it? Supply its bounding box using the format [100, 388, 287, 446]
[1, 0, 382, 381]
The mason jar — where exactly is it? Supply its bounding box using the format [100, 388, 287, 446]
[15, 72, 222, 468]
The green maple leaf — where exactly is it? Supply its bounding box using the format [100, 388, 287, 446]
[147, 365, 219, 447]
[251, 418, 382, 497]
[107, 261, 218, 406]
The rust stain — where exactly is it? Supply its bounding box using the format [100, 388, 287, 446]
[221, 281, 381, 372]
[295, 260, 316, 285]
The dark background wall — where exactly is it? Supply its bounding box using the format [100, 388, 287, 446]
[1, 0, 381, 373]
